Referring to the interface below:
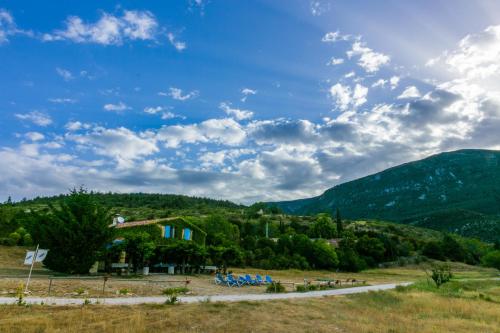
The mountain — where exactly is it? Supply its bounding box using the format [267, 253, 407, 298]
[272, 149, 500, 242]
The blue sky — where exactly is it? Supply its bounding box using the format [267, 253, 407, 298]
[1, 0, 500, 203]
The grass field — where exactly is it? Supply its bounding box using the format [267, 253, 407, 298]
[1, 245, 499, 332]
[0, 278, 499, 333]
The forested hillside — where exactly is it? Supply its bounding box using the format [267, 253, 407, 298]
[273, 149, 500, 242]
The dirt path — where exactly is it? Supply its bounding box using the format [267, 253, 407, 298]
[0, 282, 411, 306]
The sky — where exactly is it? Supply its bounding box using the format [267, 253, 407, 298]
[1, 0, 499, 203]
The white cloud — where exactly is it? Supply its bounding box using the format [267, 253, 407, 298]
[241, 88, 257, 102]
[15, 111, 52, 127]
[310, 1, 331, 16]
[65, 121, 90, 131]
[165, 87, 198, 101]
[43, 10, 159, 45]
[144, 106, 163, 114]
[157, 118, 246, 148]
[398, 86, 421, 99]
[372, 79, 387, 88]
[144, 106, 180, 120]
[390, 76, 400, 89]
[327, 57, 344, 66]
[167, 32, 186, 51]
[329, 83, 368, 110]
[219, 102, 254, 120]
[321, 30, 350, 43]
[103, 102, 130, 112]
[25, 132, 45, 142]
[56, 67, 74, 81]
[347, 41, 390, 73]
[67, 127, 158, 163]
[0, 9, 32, 44]
[48, 97, 77, 104]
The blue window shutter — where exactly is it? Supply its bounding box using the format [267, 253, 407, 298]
[183, 228, 191, 241]
[165, 225, 171, 239]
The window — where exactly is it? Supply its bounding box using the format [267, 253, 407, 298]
[182, 228, 192, 241]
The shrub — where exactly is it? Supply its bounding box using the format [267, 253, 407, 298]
[295, 285, 307, 292]
[481, 250, 500, 270]
[163, 287, 187, 305]
[266, 282, 286, 293]
[427, 263, 452, 288]
[8, 232, 21, 245]
[22, 233, 33, 246]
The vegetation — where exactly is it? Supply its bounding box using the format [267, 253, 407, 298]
[27, 188, 113, 274]
[1, 276, 499, 332]
[273, 149, 500, 242]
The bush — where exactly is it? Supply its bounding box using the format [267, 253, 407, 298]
[481, 250, 500, 270]
[427, 263, 452, 288]
[8, 232, 21, 245]
[295, 285, 307, 292]
[22, 233, 33, 246]
[266, 282, 286, 293]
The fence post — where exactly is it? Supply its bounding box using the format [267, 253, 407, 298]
[102, 276, 108, 296]
[48, 278, 53, 296]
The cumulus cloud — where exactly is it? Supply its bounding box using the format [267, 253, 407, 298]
[327, 57, 344, 66]
[67, 126, 158, 165]
[56, 67, 74, 81]
[0, 9, 32, 44]
[219, 102, 253, 120]
[241, 88, 257, 102]
[15, 111, 52, 127]
[321, 30, 351, 43]
[143, 106, 180, 120]
[43, 10, 159, 45]
[163, 87, 199, 101]
[167, 32, 186, 51]
[157, 118, 246, 148]
[329, 83, 368, 110]
[347, 41, 390, 73]
[103, 102, 130, 112]
[25, 132, 45, 142]
[65, 121, 91, 131]
[310, 1, 331, 16]
[398, 86, 421, 99]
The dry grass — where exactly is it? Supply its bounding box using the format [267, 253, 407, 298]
[0, 281, 499, 333]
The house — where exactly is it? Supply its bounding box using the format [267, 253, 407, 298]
[112, 216, 207, 245]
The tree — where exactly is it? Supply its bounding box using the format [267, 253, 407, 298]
[310, 240, 339, 269]
[335, 208, 343, 236]
[124, 232, 156, 273]
[356, 235, 386, 266]
[481, 250, 500, 270]
[204, 214, 240, 246]
[29, 188, 113, 274]
[310, 214, 336, 239]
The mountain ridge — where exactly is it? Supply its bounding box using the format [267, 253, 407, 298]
[272, 149, 500, 241]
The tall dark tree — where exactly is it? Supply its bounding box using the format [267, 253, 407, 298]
[29, 188, 113, 274]
[335, 208, 343, 236]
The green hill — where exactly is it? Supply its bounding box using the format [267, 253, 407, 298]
[273, 149, 500, 242]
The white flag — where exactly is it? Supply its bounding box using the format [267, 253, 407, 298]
[24, 249, 49, 265]
[24, 251, 35, 265]
[35, 249, 49, 262]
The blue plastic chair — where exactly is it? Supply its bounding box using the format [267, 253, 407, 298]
[255, 274, 264, 285]
[227, 274, 241, 287]
[245, 274, 257, 285]
[238, 275, 249, 286]
[215, 273, 226, 285]
[265, 275, 273, 284]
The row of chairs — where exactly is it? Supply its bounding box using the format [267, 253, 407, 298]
[215, 273, 274, 287]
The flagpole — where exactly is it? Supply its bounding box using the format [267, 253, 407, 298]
[25, 244, 39, 294]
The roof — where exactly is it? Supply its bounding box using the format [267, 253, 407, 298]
[114, 216, 207, 236]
